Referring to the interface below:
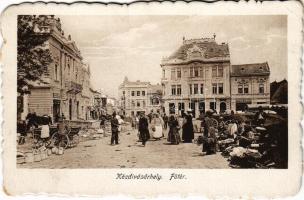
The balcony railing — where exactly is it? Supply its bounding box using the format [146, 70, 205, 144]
[65, 81, 83, 94]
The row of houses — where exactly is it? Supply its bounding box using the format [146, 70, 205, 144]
[118, 35, 270, 118]
[18, 16, 115, 123]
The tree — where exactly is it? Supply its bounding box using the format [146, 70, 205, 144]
[17, 15, 53, 94]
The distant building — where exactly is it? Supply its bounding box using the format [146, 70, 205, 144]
[118, 77, 162, 116]
[25, 15, 94, 122]
[161, 36, 270, 117]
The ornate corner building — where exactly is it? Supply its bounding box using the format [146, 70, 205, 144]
[21, 16, 100, 123]
[161, 36, 270, 118]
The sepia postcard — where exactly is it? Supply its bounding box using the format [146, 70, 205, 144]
[0, 1, 303, 197]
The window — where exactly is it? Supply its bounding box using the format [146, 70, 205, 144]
[54, 64, 58, 81]
[142, 91, 145, 96]
[177, 68, 181, 79]
[218, 83, 223, 94]
[162, 69, 165, 78]
[131, 100, 135, 107]
[143, 100, 146, 107]
[171, 69, 176, 80]
[259, 84, 264, 94]
[200, 84, 204, 94]
[122, 91, 125, 95]
[190, 67, 193, 77]
[212, 66, 217, 77]
[137, 91, 140, 96]
[169, 103, 175, 114]
[131, 91, 135, 96]
[244, 85, 249, 94]
[137, 101, 140, 107]
[212, 65, 223, 77]
[218, 65, 223, 77]
[189, 84, 193, 95]
[212, 83, 217, 94]
[171, 85, 176, 95]
[176, 85, 182, 95]
[200, 67, 204, 78]
[68, 64, 70, 77]
[194, 84, 199, 94]
[194, 67, 199, 77]
[210, 102, 216, 110]
[238, 85, 243, 94]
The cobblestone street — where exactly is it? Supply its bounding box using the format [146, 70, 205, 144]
[18, 129, 230, 168]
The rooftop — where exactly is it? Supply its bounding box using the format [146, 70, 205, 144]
[162, 35, 230, 65]
[231, 62, 270, 77]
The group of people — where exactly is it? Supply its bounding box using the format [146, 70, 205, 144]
[124, 110, 196, 147]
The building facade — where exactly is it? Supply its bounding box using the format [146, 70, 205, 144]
[26, 15, 94, 122]
[118, 77, 162, 116]
[161, 36, 270, 118]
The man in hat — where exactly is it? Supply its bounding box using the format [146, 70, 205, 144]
[111, 112, 120, 145]
[138, 112, 150, 146]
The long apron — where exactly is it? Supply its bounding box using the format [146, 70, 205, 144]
[41, 125, 50, 138]
[152, 125, 163, 139]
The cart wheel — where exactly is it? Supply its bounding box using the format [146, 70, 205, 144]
[211, 119, 218, 129]
[50, 132, 60, 147]
[59, 135, 70, 149]
[73, 134, 80, 145]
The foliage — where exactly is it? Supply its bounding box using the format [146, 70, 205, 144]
[17, 15, 53, 94]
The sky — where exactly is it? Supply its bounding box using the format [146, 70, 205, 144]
[59, 15, 287, 98]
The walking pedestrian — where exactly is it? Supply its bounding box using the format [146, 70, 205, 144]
[150, 114, 164, 140]
[162, 113, 168, 130]
[182, 110, 194, 143]
[138, 113, 150, 146]
[167, 115, 181, 145]
[110, 112, 119, 145]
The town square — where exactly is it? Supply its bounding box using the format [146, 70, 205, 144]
[16, 15, 288, 169]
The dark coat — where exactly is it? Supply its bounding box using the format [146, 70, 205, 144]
[182, 114, 194, 142]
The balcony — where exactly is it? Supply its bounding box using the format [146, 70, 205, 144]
[65, 81, 83, 94]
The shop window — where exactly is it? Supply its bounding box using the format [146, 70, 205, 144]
[169, 103, 175, 114]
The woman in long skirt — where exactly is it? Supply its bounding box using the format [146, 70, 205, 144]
[150, 114, 164, 140]
[182, 112, 194, 143]
[167, 115, 181, 145]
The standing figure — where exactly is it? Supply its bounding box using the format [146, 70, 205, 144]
[182, 111, 194, 143]
[40, 114, 52, 141]
[150, 114, 164, 140]
[167, 115, 181, 145]
[138, 113, 150, 146]
[110, 112, 119, 145]
[254, 106, 267, 126]
[162, 113, 168, 130]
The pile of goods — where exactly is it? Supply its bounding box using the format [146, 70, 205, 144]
[219, 125, 281, 168]
[17, 145, 65, 164]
